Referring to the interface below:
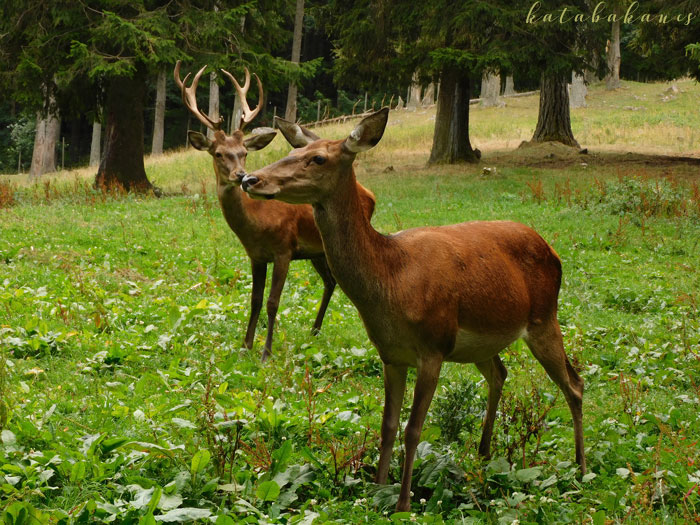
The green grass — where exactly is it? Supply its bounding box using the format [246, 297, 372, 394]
[1, 80, 699, 524]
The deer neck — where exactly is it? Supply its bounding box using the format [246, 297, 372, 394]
[216, 172, 255, 233]
[312, 171, 400, 304]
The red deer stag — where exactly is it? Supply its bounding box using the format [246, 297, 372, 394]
[174, 61, 374, 361]
[242, 108, 585, 510]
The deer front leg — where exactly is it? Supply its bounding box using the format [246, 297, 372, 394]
[475, 356, 508, 459]
[309, 257, 336, 335]
[375, 363, 407, 484]
[244, 261, 267, 350]
[261, 255, 291, 362]
[396, 356, 443, 512]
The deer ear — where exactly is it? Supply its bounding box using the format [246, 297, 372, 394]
[188, 131, 211, 151]
[342, 107, 389, 154]
[244, 129, 277, 151]
[275, 117, 320, 148]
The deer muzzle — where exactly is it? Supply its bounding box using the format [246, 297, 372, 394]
[242, 174, 277, 200]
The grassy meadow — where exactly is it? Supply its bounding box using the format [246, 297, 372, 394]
[1, 79, 699, 523]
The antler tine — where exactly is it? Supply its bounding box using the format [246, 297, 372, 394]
[221, 67, 263, 131]
[173, 60, 223, 131]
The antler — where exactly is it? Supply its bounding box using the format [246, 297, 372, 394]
[173, 60, 224, 131]
[220, 67, 263, 131]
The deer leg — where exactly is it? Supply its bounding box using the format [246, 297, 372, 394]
[375, 363, 407, 485]
[524, 318, 586, 474]
[244, 261, 267, 350]
[396, 356, 443, 512]
[475, 356, 508, 459]
[309, 256, 336, 335]
[261, 255, 291, 362]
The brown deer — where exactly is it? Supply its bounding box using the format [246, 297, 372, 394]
[174, 62, 375, 361]
[242, 109, 585, 511]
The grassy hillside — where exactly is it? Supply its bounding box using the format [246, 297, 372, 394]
[1, 79, 699, 523]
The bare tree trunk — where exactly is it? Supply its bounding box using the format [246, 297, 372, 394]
[151, 68, 166, 155]
[207, 72, 219, 140]
[503, 75, 515, 96]
[480, 71, 501, 107]
[606, 16, 621, 90]
[29, 95, 60, 181]
[89, 120, 101, 167]
[406, 72, 422, 108]
[429, 67, 479, 164]
[285, 0, 304, 122]
[421, 83, 435, 106]
[531, 73, 579, 147]
[570, 72, 587, 108]
[95, 68, 153, 192]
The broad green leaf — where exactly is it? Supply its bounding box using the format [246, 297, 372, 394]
[140, 514, 157, 525]
[592, 510, 606, 525]
[190, 449, 211, 475]
[171, 418, 197, 429]
[158, 493, 183, 511]
[582, 472, 597, 483]
[146, 486, 162, 515]
[100, 436, 130, 455]
[154, 508, 212, 522]
[255, 480, 280, 502]
[486, 457, 511, 474]
[616, 467, 630, 479]
[69, 461, 86, 483]
[271, 439, 292, 474]
[514, 467, 541, 482]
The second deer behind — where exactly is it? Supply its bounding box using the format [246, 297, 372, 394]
[174, 61, 375, 361]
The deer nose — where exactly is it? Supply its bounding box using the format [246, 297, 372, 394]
[234, 171, 247, 182]
[241, 174, 259, 191]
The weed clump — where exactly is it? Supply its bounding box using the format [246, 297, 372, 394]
[432, 375, 485, 444]
[593, 176, 694, 219]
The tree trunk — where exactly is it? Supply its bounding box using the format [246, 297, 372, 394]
[406, 71, 421, 108]
[285, 0, 304, 122]
[421, 83, 435, 106]
[151, 68, 166, 155]
[503, 75, 515, 96]
[531, 73, 579, 147]
[606, 18, 621, 90]
[570, 72, 587, 108]
[89, 120, 101, 167]
[480, 71, 501, 107]
[429, 68, 479, 164]
[95, 69, 153, 192]
[29, 102, 60, 181]
[207, 72, 219, 140]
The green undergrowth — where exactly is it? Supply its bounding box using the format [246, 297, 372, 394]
[1, 80, 700, 524]
[1, 165, 698, 524]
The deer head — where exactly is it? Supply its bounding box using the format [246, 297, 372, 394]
[242, 108, 389, 203]
[174, 61, 276, 187]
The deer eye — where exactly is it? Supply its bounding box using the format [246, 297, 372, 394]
[215, 152, 223, 158]
[311, 155, 326, 165]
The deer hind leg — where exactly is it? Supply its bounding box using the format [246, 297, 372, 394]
[524, 318, 586, 474]
[396, 356, 443, 512]
[262, 256, 291, 362]
[475, 356, 508, 459]
[376, 363, 407, 485]
[309, 256, 336, 335]
[245, 261, 267, 350]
